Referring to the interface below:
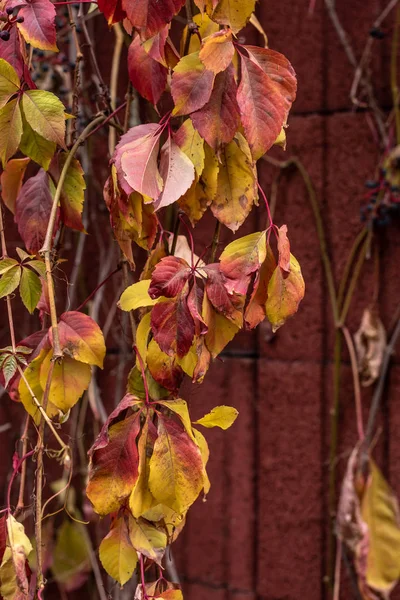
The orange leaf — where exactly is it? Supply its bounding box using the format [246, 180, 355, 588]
[199, 29, 235, 74]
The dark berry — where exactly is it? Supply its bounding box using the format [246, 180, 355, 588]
[365, 180, 378, 189]
[0, 30, 10, 40]
[5, 6, 13, 15]
[370, 27, 385, 39]
[42, 64, 49, 72]
[16, 15, 24, 22]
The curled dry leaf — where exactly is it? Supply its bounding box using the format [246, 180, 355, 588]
[354, 307, 387, 387]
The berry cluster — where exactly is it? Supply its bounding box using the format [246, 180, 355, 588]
[0, 6, 24, 41]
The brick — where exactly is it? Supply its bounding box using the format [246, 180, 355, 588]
[257, 360, 323, 599]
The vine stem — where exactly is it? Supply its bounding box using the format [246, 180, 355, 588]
[14, 414, 30, 516]
[39, 114, 106, 357]
[109, 23, 124, 156]
[391, 3, 400, 144]
[210, 220, 221, 263]
[342, 326, 364, 441]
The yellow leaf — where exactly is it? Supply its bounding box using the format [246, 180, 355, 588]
[176, 342, 198, 378]
[119, 280, 158, 311]
[99, 516, 137, 585]
[0, 59, 20, 109]
[361, 461, 400, 594]
[21, 90, 66, 149]
[193, 428, 211, 495]
[265, 253, 305, 332]
[211, 134, 257, 232]
[181, 13, 219, 55]
[158, 398, 197, 443]
[202, 293, 239, 358]
[0, 515, 32, 600]
[0, 157, 30, 214]
[135, 312, 152, 369]
[130, 418, 157, 518]
[0, 98, 23, 167]
[194, 405, 238, 430]
[175, 119, 205, 177]
[39, 351, 92, 414]
[128, 516, 167, 566]
[148, 415, 204, 513]
[211, 0, 256, 33]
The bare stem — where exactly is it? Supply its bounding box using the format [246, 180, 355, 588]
[342, 326, 364, 440]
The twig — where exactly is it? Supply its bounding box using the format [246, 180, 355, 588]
[15, 415, 31, 516]
[109, 23, 125, 156]
[342, 327, 364, 440]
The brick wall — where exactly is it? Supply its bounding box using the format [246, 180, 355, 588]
[1, 1, 399, 599]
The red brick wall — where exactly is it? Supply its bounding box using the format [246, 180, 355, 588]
[1, 1, 399, 599]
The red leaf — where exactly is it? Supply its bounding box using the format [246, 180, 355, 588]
[191, 64, 240, 153]
[98, 0, 125, 24]
[128, 36, 168, 105]
[89, 394, 142, 455]
[3, 329, 49, 401]
[277, 224, 290, 272]
[204, 264, 244, 327]
[122, 0, 185, 39]
[114, 123, 163, 198]
[154, 135, 195, 210]
[148, 256, 192, 299]
[151, 293, 195, 357]
[10, 0, 58, 51]
[147, 339, 184, 391]
[187, 280, 207, 336]
[237, 47, 296, 159]
[87, 411, 142, 515]
[171, 52, 215, 116]
[245, 245, 277, 329]
[199, 29, 235, 74]
[0, 28, 34, 87]
[56, 311, 106, 368]
[143, 24, 179, 68]
[15, 168, 58, 254]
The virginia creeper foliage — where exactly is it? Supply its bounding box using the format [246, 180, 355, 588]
[0, 0, 306, 597]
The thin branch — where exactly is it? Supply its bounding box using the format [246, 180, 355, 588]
[342, 326, 364, 441]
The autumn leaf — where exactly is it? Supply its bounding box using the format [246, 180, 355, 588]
[149, 256, 192, 298]
[148, 413, 204, 513]
[171, 51, 215, 116]
[277, 224, 291, 272]
[10, 0, 58, 51]
[0, 515, 32, 600]
[211, 134, 257, 231]
[265, 254, 305, 332]
[87, 411, 142, 515]
[0, 98, 23, 167]
[204, 263, 244, 327]
[0, 59, 20, 110]
[97, 0, 125, 25]
[49, 153, 86, 232]
[122, 0, 185, 40]
[0, 30, 32, 85]
[21, 89, 66, 149]
[174, 119, 205, 177]
[99, 516, 137, 585]
[194, 405, 238, 429]
[237, 46, 297, 159]
[202, 292, 239, 357]
[119, 279, 159, 311]
[0, 157, 30, 214]
[56, 311, 106, 368]
[191, 64, 240, 153]
[211, 0, 255, 33]
[151, 290, 195, 357]
[142, 25, 179, 68]
[52, 521, 90, 592]
[199, 29, 235, 74]
[354, 308, 386, 387]
[115, 123, 163, 198]
[154, 135, 195, 210]
[147, 339, 184, 392]
[130, 416, 157, 517]
[245, 244, 277, 329]
[219, 230, 267, 295]
[128, 35, 168, 105]
[361, 460, 400, 595]
[129, 515, 167, 565]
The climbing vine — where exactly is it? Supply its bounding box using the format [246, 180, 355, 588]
[0, 0, 304, 598]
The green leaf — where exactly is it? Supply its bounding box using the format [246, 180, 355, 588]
[194, 405, 238, 429]
[26, 259, 46, 277]
[21, 90, 66, 149]
[0, 265, 21, 298]
[119, 280, 159, 311]
[0, 258, 18, 275]
[0, 98, 23, 167]
[2, 354, 17, 387]
[19, 112, 56, 170]
[52, 520, 90, 589]
[19, 267, 42, 313]
[0, 59, 20, 109]
[128, 515, 167, 566]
